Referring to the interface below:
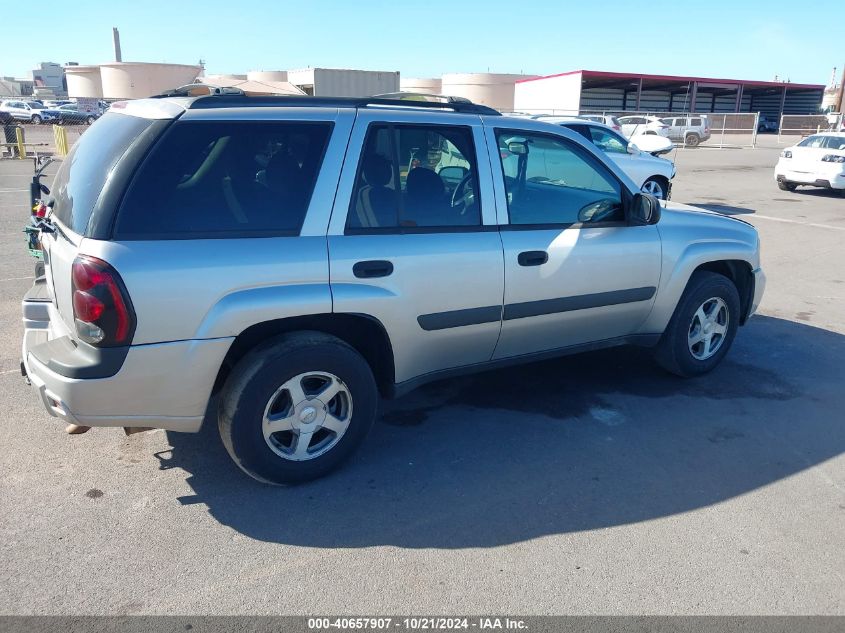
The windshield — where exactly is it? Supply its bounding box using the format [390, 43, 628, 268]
[797, 135, 845, 150]
[50, 112, 155, 234]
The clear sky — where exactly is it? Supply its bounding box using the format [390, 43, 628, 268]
[0, 0, 838, 86]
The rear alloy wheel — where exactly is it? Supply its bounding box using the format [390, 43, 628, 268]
[219, 331, 378, 484]
[641, 177, 668, 200]
[653, 271, 740, 377]
[86, 116, 95, 125]
[31, 115, 42, 125]
[777, 181, 797, 191]
[685, 134, 700, 147]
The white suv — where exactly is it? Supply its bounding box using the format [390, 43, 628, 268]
[0, 100, 57, 124]
[618, 115, 670, 138]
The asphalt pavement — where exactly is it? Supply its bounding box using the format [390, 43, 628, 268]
[0, 138, 843, 615]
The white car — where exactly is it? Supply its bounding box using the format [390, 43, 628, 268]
[541, 119, 676, 199]
[536, 116, 674, 156]
[618, 115, 670, 138]
[775, 132, 845, 195]
[626, 133, 674, 156]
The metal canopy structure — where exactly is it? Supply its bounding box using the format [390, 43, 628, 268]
[516, 70, 825, 118]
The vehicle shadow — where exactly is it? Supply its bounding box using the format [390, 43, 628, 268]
[161, 315, 844, 548]
[786, 188, 845, 199]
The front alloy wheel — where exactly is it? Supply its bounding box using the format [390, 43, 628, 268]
[641, 178, 667, 199]
[687, 297, 729, 360]
[653, 271, 740, 377]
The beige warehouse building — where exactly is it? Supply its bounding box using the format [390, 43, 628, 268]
[440, 73, 534, 111]
[399, 77, 442, 95]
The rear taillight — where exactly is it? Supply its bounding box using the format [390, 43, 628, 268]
[71, 256, 135, 346]
[613, 125, 621, 131]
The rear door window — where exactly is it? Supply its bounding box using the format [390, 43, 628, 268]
[115, 120, 332, 238]
[50, 112, 155, 234]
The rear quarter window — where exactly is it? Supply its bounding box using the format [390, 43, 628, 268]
[114, 120, 332, 239]
[50, 112, 155, 234]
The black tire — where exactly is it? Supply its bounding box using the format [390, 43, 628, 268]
[685, 134, 701, 147]
[777, 181, 797, 191]
[653, 271, 740, 377]
[86, 116, 95, 125]
[31, 115, 42, 125]
[219, 331, 378, 484]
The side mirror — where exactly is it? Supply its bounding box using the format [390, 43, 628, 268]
[630, 193, 661, 225]
[627, 142, 639, 154]
[437, 165, 469, 186]
[507, 141, 528, 155]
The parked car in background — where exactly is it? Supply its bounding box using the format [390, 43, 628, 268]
[548, 119, 675, 199]
[576, 114, 623, 132]
[774, 132, 845, 195]
[618, 115, 670, 138]
[46, 103, 100, 125]
[626, 133, 674, 156]
[0, 100, 58, 125]
[536, 116, 674, 157]
[43, 100, 72, 108]
[757, 114, 778, 133]
[20, 94, 765, 484]
[659, 116, 711, 147]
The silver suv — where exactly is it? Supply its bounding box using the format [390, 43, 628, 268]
[21, 94, 765, 484]
[660, 116, 712, 147]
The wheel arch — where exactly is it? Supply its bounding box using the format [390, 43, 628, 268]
[691, 260, 755, 324]
[212, 313, 396, 399]
[642, 174, 670, 195]
[641, 237, 758, 335]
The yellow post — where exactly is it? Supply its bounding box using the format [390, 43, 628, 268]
[15, 127, 25, 159]
[52, 125, 69, 157]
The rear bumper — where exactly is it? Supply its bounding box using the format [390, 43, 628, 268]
[775, 166, 845, 190]
[22, 287, 232, 433]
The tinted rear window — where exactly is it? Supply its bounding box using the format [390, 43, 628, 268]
[115, 120, 332, 238]
[50, 112, 154, 234]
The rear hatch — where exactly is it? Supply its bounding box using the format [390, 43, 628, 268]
[41, 105, 179, 338]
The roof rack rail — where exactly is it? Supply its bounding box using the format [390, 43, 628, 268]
[360, 95, 500, 115]
[152, 84, 246, 98]
[150, 90, 501, 115]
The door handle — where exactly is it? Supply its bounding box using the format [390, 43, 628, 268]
[353, 260, 394, 278]
[517, 250, 548, 267]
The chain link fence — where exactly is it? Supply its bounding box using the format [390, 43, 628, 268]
[778, 114, 844, 143]
[505, 109, 762, 148]
[1, 99, 100, 159]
